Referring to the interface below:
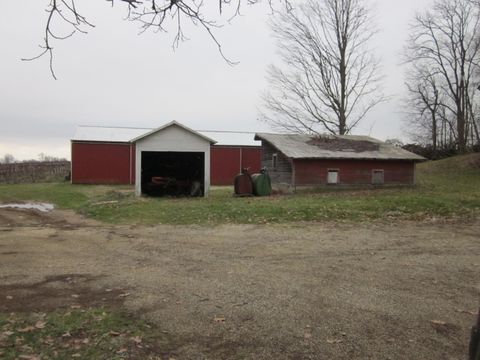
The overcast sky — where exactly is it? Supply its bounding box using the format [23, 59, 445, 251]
[0, 0, 433, 160]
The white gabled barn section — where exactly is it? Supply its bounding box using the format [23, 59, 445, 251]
[132, 121, 216, 197]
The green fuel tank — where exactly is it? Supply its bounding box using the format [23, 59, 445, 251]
[251, 170, 272, 196]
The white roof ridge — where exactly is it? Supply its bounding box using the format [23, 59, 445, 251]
[197, 129, 258, 134]
[130, 121, 217, 144]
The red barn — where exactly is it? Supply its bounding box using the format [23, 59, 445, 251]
[71, 125, 261, 187]
[254, 133, 425, 190]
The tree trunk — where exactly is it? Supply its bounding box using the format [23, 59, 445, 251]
[431, 111, 437, 153]
[339, 36, 347, 135]
[457, 103, 466, 152]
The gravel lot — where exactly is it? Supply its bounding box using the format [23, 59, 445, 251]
[0, 207, 479, 359]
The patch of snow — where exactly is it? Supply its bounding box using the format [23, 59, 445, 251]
[0, 203, 54, 212]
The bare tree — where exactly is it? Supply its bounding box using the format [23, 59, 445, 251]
[470, 0, 480, 8]
[404, 66, 449, 152]
[1, 154, 15, 164]
[405, 0, 480, 152]
[38, 153, 66, 162]
[24, 0, 291, 79]
[260, 0, 383, 135]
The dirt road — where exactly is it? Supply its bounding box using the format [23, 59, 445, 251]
[0, 207, 479, 359]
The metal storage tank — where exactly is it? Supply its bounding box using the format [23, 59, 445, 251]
[251, 169, 272, 196]
[234, 168, 253, 196]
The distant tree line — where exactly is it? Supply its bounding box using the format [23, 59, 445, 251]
[0, 153, 68, 164]
[0, 153, 70, 183]
[0, 160, 71, 184]
[386, 138, 479, 160]
[401, 143, 475, 160]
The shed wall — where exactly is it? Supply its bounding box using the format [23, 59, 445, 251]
[293, 159, 415, 186]
[260, 141, 293, 184]
[71, 142, 134, 184]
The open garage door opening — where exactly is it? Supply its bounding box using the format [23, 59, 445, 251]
[141, 151, 205, 197]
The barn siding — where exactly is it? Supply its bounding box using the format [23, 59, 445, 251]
[293, 159, 415, 186]
[210, 146, 262, 186]
[211, 147, 241, 185]
[260, 141, 293, 184]
[71, 142, 134, 184]
[240, 147, 262, 174]
[71, 141, 261, 186]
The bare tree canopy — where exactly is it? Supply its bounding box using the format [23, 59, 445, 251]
[260, 0, 384, 135]
[403, 65, 448, 151]
[26, 0, 291, 79]
[404, 0, 480, 152]
[1, 154, 15, 164]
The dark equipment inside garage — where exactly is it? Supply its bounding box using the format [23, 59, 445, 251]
[141, 151, 204, 197]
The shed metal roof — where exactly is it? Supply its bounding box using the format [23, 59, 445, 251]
[254, 133, 425, 161]
[72, 124, 260, 146]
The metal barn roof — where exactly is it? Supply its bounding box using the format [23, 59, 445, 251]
[254, 133, 425, 161]
[72, 125, 260, 146]
[73, 126, 150, 143]
[130, 121, 217, 144]
[196, 130, 260, 147]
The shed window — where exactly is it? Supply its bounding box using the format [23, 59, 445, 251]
[272, 153, 278, 171]
[372, 169, 384, 185]
[327, 170, 339, 184]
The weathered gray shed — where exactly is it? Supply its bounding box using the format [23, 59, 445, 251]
[254, 133, 425, 189]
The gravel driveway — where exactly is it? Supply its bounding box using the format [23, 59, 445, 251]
[0, 207, 478, 359]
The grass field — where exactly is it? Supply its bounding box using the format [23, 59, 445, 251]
[0, 153, 478, 224]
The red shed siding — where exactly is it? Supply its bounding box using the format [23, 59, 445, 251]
[210, 146, 262, 185]
[72, 142, 135, 184]
[293, 159, 415, 186]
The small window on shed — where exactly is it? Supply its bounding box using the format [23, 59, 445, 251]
[327, 170, 339, 184]
[272, 153, 278, 171]
[372, 169, 384, 185]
